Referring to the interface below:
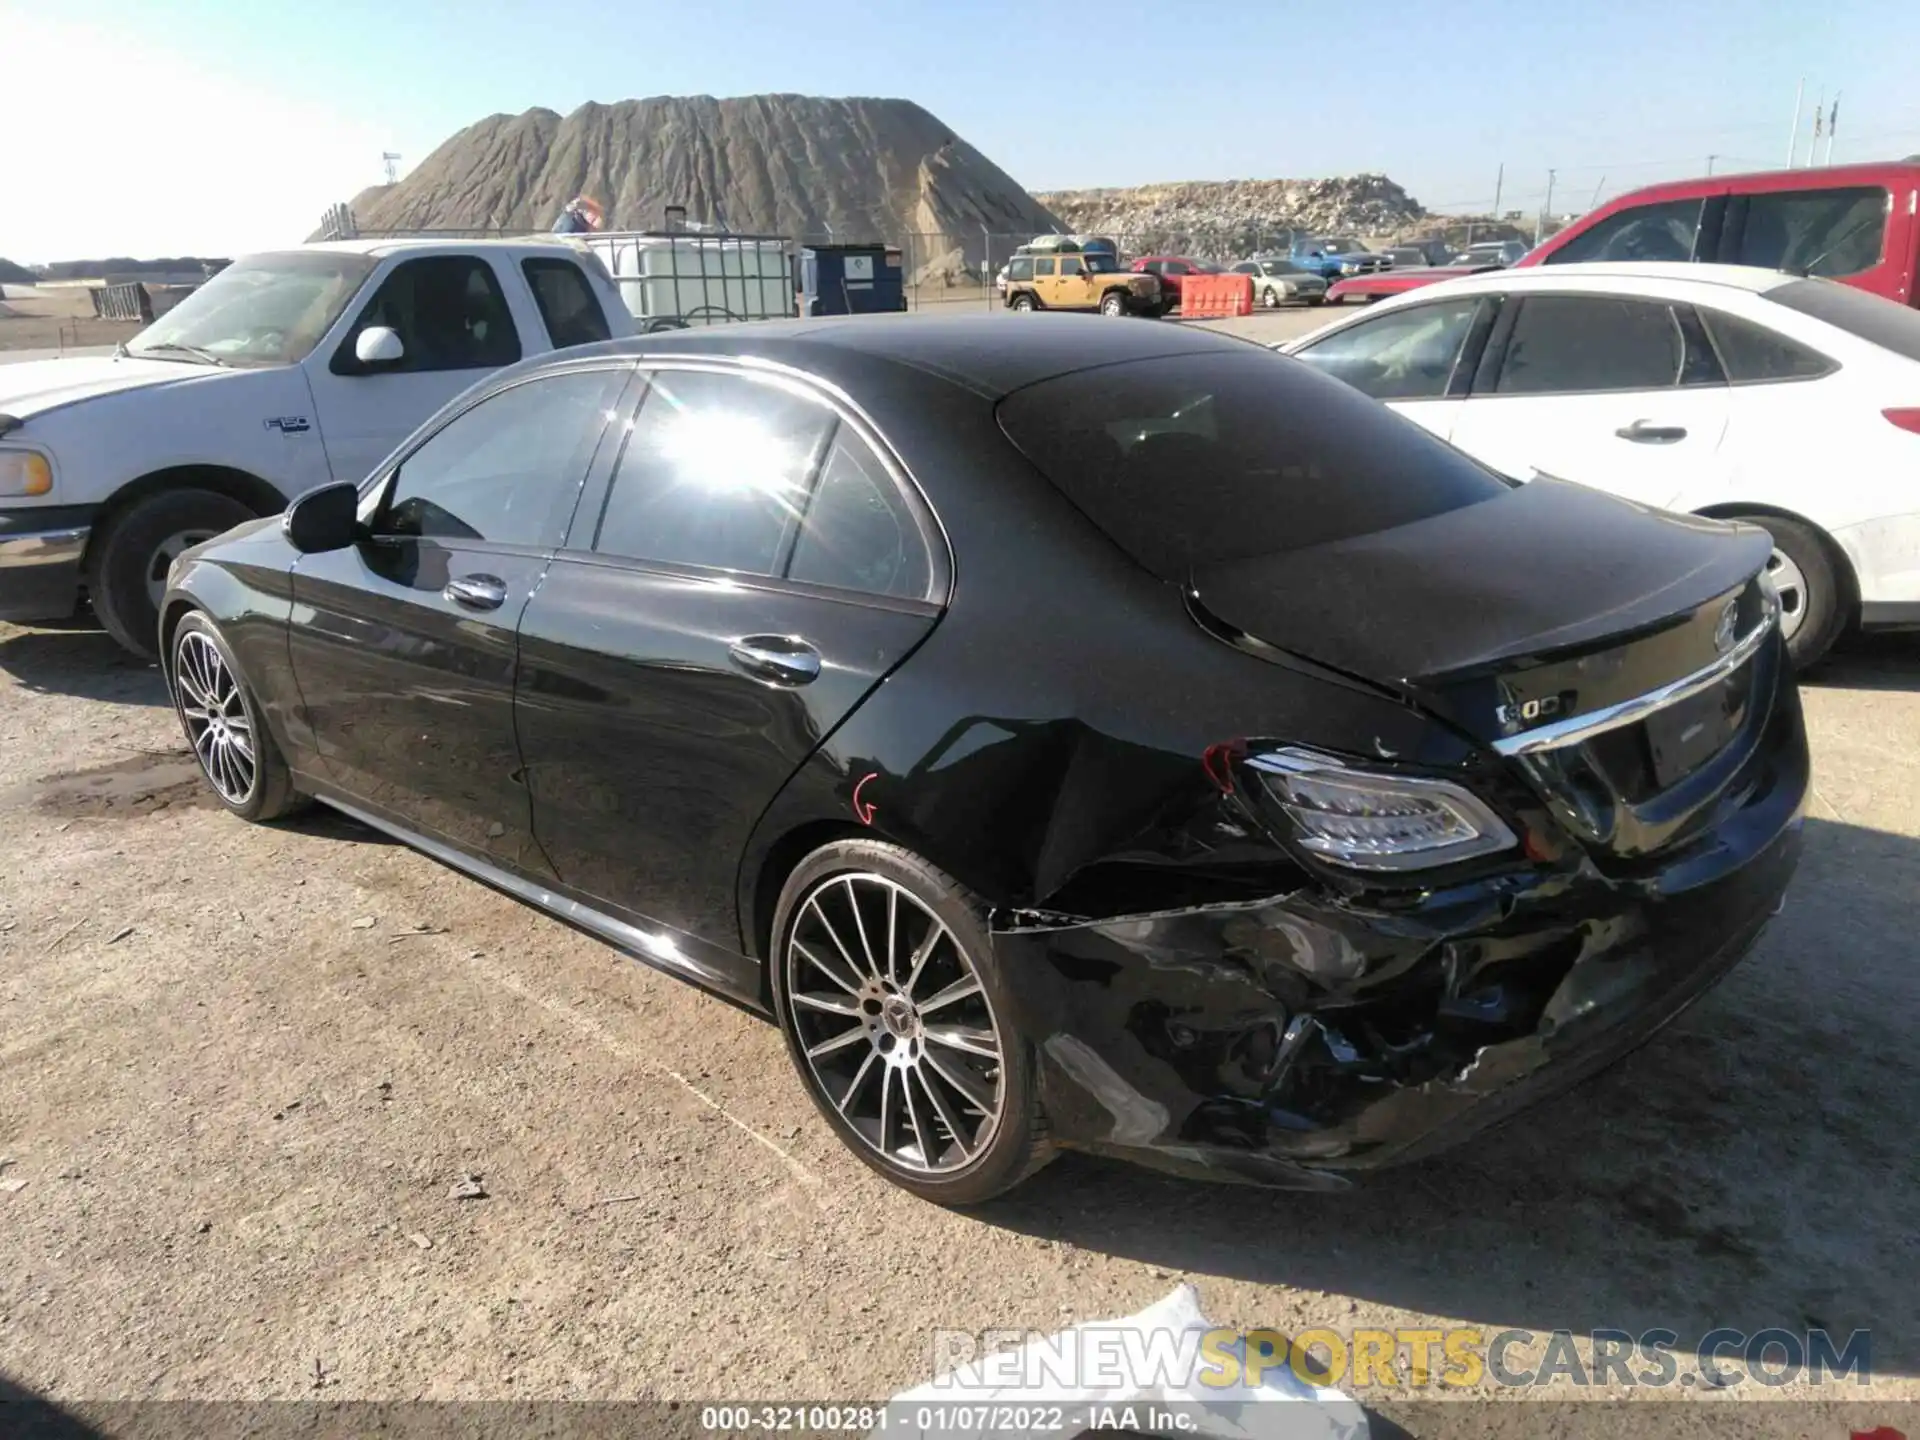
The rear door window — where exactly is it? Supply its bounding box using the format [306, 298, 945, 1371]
[1061, 257, 1085, 276]
[1769, 277, 1920, 362]
[1699, 307, 1835, 382]
[593, 369, 835, 575]
[996, 350, 1507, 577]
[1291, 297, 1485, 400]
[1544, 198, 1705, 265]
[1492, 296, 1703, 394]
[522, 258, 613, 349]
[786, 429, 932, 601]
[1034, 258, 1057, 277]
[1726, 186, 1888, 278]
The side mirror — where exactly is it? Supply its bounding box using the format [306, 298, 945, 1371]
[282, 480, 361, 554]
[354, 325, 405, 366]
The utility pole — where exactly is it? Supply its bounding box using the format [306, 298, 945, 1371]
[1788, 78, 1805, 166]
[1706, 154, 1717, 175]
[1589, 175, 1607, 210]
[1538, 168, 1557, 245]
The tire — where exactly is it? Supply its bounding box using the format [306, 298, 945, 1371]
[1727, 512, 1848, 669]
[1099, 291, 1128, 317]
[1009, 292, 1037, 312]
[770, 839, 1053, 1205]
[1260, 287, 1281, 309]
[169, 611, 309, 822]
[90, 488, 255, 659]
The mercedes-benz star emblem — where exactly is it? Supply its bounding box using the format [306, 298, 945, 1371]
[1714, 597, 1740, 655]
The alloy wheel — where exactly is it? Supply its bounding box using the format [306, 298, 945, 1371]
[174, 629, 257, 804]
[1765, 546, 1809, 643]
[784, 873, 1005, 1175]
[146, 528, 218, 609]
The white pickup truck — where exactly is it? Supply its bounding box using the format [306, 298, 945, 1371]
[0, 238, 634, 655]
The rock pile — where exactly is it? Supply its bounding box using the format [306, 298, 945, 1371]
[1034, 175, 1429, 257]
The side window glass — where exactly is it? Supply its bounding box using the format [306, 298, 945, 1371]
[380, 368, 628, 545]
[1007, 257, 1034, 281]
[1730, 187, 1887, 278]
[335, 256, 521, 374]
[1700, 309, 1834, 382]
[787, 428, 931, 600]
[1061, 257, 1085, 277]
[522, 258, 612, 349]
[1545, 199, 1704, 265]
[1495, 297, 1684, 394]
[1291, 298, 1483, 401]
[1165, 262, 1190, 275]
[594, 370, 835, 575]
[1035, 258, 1057, 277]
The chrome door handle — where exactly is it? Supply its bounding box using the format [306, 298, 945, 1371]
[1615, 419, 1688, 443]
[728, 635, 821, 687]
[444, 574, 507, 611]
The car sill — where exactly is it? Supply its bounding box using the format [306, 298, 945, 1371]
[315, 794, 768, 1014]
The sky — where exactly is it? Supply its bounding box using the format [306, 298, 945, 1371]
[4, 0, 1918, 263]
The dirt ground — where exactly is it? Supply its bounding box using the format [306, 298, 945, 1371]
[0, 287, 140, 356]
[0, 609, 1915, 1428]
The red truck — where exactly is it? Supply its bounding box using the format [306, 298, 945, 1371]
[1130, 255, 1216, 311]
[1329, 161, 1920, 306]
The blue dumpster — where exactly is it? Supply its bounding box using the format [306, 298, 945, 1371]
[800, 245, 906, 316]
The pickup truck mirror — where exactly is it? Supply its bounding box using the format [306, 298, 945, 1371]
[282, 481, 362, 554]
[353, 326, 405, 367]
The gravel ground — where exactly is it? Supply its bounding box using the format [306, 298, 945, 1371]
[1, 610, 1916, 1423]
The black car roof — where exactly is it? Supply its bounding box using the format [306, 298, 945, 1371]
[551, 314, 1260, 400]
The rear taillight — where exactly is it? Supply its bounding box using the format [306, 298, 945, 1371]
[1248, 748, 1518, 873]
[1883, 408, 1920, 434]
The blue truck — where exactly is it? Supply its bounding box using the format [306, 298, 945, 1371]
[1289, 235, 1393, 280]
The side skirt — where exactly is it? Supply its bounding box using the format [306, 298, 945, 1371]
[311, 790, 770, 1017]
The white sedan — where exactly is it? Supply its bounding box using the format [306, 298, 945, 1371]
[1281, 261, 1920, 667]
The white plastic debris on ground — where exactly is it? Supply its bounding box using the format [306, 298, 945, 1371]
[878, 1283, 1370, 1440]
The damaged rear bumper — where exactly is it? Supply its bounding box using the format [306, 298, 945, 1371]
[989, 761, 1805, 1191]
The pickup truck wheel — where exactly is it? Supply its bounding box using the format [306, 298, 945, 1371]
[1009, 293, 1037, 312]
[1726, 512, 1848, 669]
[1099, 291, 1128, 317]
[90, 488, 255, 660]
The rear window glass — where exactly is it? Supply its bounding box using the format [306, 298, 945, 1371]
[996, 351, 1508, 578]
[1769, 278, 1920, 363]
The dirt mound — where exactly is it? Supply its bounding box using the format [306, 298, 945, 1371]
[333, 95, 1060, 272]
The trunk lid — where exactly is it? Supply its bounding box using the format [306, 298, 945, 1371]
[1189, 480, 1781, 859]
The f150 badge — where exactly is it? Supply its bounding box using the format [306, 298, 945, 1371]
[263, 415, 311, 434]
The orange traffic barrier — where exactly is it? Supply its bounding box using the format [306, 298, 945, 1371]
[1178, 274, 1254, 319]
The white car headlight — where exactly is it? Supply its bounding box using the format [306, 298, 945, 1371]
[0, 448, 53, 497]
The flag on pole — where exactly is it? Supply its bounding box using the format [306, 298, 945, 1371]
[1829, 99, 1840, 135]
[1814, 108, 1824, 139]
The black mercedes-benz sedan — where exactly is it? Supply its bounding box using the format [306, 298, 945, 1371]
[160, 313, 1807, 1204]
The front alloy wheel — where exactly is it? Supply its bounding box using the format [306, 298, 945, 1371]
[175, 628, 257, 806]
[1099, 292, 1128, 317]
[169, 612, 309, 822]
[772, 842, 1051, 1203]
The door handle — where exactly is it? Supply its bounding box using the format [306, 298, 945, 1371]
[1615, 419, 1688, 443]
[728, 635, 821, 687]
[443, 574, 507, 611]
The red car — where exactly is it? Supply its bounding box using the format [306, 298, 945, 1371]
[1331, 160, 1920, 306]
[1326, 260, 1499, 304]
[1130, 255, 1216, 311]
